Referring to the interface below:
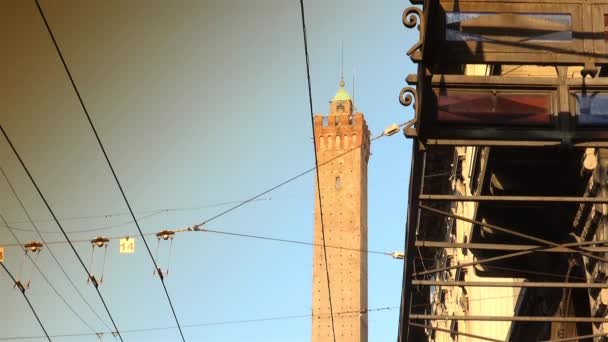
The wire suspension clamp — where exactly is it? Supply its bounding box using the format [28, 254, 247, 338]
[154, 230, 176, 279]
[87, 236, 110, 286]
[14, 241, 44, 291]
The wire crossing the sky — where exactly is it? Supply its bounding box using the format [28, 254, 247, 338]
[0, 306, 399, 341]
[0, 211, 100, 335]
[30, 1, 186, 340]
[0, 223, 398, 256]
[0, 123, 404, 257]
[0, 126, 124, 342]
[2, 198, 272, 235]
[0, 258, 51, 342]
[0, 166, 112, 333]
[298, 0, 337, 341]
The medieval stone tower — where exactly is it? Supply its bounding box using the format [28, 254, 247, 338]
[312, 80, 370, 342]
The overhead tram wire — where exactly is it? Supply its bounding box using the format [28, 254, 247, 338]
[0, 123, 404, 255]
[0, 306, 399, 341]
[0, 224, 397, 257]
[0, 166, 113, 333]
[0, 259, 51, 342]
[2, 122, 395, 237]
[197, 127, 393, 228]
[298, 0, 337, 341]
[0, 127, 123, 342]
[0, 211, 100, 335]
[2, 198, 272, 234]
[30, 1, 186, 339]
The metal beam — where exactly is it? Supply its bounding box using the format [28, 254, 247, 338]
[540, 332, 608, 342]
[431, 74, 608, 87]
[415, 241, 608, 253]
[424, 139, 560, 147]
[408, 322, 503, 342]
[420, 194, 608, 203]
[398, 140, 425, 342]
[423, 140, 608, 148]
[418, 204, 608, 265]
[413, 248, 538, 277]
[412, 280, 608, 289]
[410, 315, 608, 323]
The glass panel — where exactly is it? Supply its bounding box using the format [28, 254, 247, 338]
[436, 90, 552, 125]
[446, 12, 572, 42]
[576, 93, 608, 125]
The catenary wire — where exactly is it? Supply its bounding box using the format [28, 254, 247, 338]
[0, 166, 112, 332]
[0, 123, 402, 253]
[25, 2, 403, 339]
[0, 211, 100, 334]
[0, 306, 398, 341]
[2, 198, 271, 234]
[0, 260, 51, 341]
[1, 225, 395, 256]
[0, 126, 124, 342]
[298, 0, 337, 339]
[31, 1, 186, 340]
[197, 128, 391, 228]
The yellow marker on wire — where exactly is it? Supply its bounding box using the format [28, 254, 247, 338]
[119, 237, 135, 254]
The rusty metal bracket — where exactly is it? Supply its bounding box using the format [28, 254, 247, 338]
[403, 119, 418, 139]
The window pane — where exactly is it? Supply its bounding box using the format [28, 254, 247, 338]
[576, 93, 608, 125]
[436, 90, 552, 125]
[446, 12, 572, 42]
[604, 14, 607, 40]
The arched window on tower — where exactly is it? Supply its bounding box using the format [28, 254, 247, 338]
[337, 104, 345, 114]
[335, 176, 341, 189]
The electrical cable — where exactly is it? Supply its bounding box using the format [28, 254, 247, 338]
[298, 0, 337, 339]
[0, 126, 124, 342]
[2, 198, 271, 234]
[31, 1, 186, 339]
[195, 128, 391, 231]
[0, 306, 399, 341]
[0, 260, 51, 342]
[0, 209, 101, 334]
[0, 225, 395, 256]
[1, 165, 131, 333]
[0, 122, 403, 256]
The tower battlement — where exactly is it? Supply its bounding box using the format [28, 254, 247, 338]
[313, 113, 371, 157]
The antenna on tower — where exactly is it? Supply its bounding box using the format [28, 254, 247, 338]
[352, 67, 356, 110]
[341, 40, 344, 83]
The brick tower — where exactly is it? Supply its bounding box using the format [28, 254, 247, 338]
[312, 80, 370, 342]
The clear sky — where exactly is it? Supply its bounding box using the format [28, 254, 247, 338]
[0, 1, 417, 341]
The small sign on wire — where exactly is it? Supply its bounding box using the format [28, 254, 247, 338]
[0, 247, 4, 263]
[120, 237, 135, 254]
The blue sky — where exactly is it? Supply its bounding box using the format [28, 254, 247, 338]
[0, 1, 417, 340]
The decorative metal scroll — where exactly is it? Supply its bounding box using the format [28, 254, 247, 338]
[400, 86, 419, 138]
[403, 6, 425, 61]
[400, 86, 418, 110]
